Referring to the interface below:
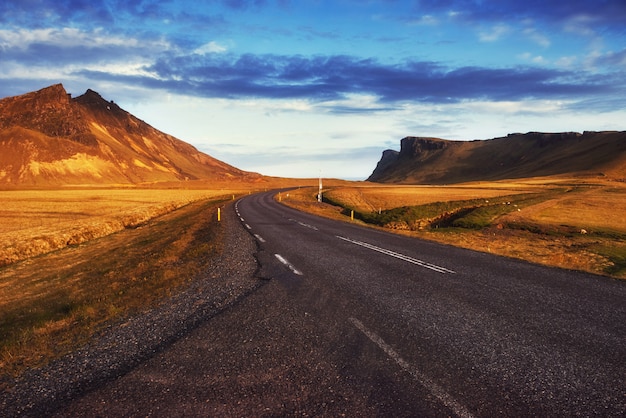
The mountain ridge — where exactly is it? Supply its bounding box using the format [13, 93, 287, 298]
[0, 84, 256, 187]
[367, 131, 626, 184]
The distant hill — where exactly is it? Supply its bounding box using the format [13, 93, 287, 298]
[0, 84, 257, 187]
[367, 132, 626, 184]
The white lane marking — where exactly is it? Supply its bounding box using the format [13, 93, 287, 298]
[289, 218, 319, 231]
[274, 253, 303, 276]
[254, 234, 266, 243]
[299, 221, 318, 231]
[244, 223, 252, 230]
[240, 217, 245, 222]
[336, 236, 455, 274]
[349, 318, 474, 418]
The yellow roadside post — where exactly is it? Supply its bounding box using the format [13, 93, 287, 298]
[218, 207, 221, 222]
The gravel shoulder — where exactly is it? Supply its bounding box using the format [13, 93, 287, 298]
[0, 202, 261, 417]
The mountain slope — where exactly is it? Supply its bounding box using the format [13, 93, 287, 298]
[367, 132, 626, 184]
[0, 84, 254, 187]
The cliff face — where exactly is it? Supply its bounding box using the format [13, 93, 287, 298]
[368, 149, 399, 181]
[367, 132, 626, 184]
[0, 84, 255, 187]
[400, 136, 448, 157]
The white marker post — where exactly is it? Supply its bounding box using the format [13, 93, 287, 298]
[317, 170, 322, 203]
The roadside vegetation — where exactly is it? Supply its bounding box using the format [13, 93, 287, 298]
[282, 179, 626, 279]
[323, 190, 554, 229]
[0, 190, 238, 379]
[0, 189, 245, 267]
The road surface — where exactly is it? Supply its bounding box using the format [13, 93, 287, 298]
[55, 190, 625, 417]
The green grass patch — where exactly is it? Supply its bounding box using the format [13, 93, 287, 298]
[324, 191, 560, 231]
[595, 245, 626, 276]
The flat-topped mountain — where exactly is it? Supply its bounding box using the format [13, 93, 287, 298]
[0, 84, 255, 187]
[368, 132, 626, 184]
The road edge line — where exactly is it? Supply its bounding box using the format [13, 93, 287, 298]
[349, 317, 474, 418]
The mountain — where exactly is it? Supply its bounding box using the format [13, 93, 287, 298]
[367, 132, 626, 184]
[0, 84, 256, 187]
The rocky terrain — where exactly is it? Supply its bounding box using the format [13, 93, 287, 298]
[0, 84, 257, 187]
[368, 132, 626, 184]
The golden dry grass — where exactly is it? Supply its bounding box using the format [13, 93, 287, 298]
[0, 192, 231, 378]
[501, 185, 626, 233]
[0, 188, 245, 266]
[323, 183, 543, 212]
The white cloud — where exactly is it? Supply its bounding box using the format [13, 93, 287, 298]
[563, 14, 598, 38]
[518, 52, 547, 64]
[0, 27, 171, 54]
[193, 41, 227, 55]
[407, 15, 439, 26]
[478, 24, 510, 42]
[238, 98, 312, 113]
[523, 27, 551, 48]
[592, 49, 626, 69]
[464, 99, 565, 115]
[318, 93, 391, 113]
[1, 28, 120, 48]
[555, 55, 577, 68]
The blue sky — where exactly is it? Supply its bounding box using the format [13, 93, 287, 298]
[1, 1, 625, 179]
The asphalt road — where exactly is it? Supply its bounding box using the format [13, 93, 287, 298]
[55, 191, 625, 417]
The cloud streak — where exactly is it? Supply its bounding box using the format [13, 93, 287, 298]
[96, 53, 615, 109]
[416, 0, 626, 28]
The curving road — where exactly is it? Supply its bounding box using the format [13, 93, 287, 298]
[53, 190, 625, 417]
[234, 191, 626, 417]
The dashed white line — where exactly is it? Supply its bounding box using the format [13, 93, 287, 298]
[349, 317, 474, 418]
[254, 234, 266, 243]
[289, 218, 319, 231]
[336, 236, 455, 274]
[244, 223, 252, 230]
[298, 221, 318, 230]
[274, 253, 303, 276]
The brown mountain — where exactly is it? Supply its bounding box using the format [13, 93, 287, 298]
[367, 132, 626, 184]
[0, 84, 255, 187]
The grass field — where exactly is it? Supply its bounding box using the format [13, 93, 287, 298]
[0, 188, 247, 267]
[283, 178, 626, 279]
[323, 183, 542, 212]
[0, 187, 252, 378]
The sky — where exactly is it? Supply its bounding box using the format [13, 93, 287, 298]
[1, 1, 625, 179]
